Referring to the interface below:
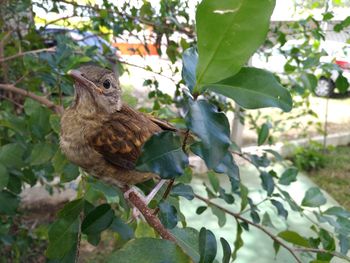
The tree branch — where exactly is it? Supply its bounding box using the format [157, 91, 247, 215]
[0, 47, 56, 63]
[194, 194, 303, 263]
[0, 84, 63, 114]
[122, 186, 176, 242]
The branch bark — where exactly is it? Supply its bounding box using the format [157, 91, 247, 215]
[0, 83, 64, 114]
[122, 186, 176, 242]
[0, 47, 56, 63]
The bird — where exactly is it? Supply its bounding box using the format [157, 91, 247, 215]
[60, 65, 177, 199]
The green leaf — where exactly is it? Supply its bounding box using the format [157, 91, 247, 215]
[270, 199, 288, 219]
[81, 204, 114, 235]
[135, 221, 156, 238]
[260, 171, 274, 196]
[220, 237, 231, 263]
[30, 143, 55, 165]
[323, 206, 350, 218]
[186, 100, 231, 168]
[207, 172, 219, 192]
[158, 201, 178, 229]
[258, 123, 270, 146]
[170, 227, 200, 262]
[196, 206, 207, 215]
[339, 234, 349, 255]
[240, 184, 249, 212]
[46, 218, 79, 259]
[301, 187, 327, 207]
[279, 167, 298, 185]
[0, 164, 9, 190]
[0, 143, 25, 168]
[195, 0, 276, 87]
[301, 73, 317, 91]
[0, 190, 19, 215]
[207, 67, 292, 112]
[171, 183, 194, 200]
[262, 212, 276, 228]
[136, 131, 189, 179]
[278, 230, 310, 247]
[214, 153, 240, 192]
[50, 114, 61, 134]
[58, 199, 84, 221]
[211, 206, 227, 227]
[232, 223, 244, 260]
[199, 227, 217, 263]
[107, 238, 190, 263]
[110, 216, 134, 240]
[182, 47, 198, 93]
[335, 73, 349, 94]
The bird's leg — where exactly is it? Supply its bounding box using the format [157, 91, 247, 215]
[124, 180, 167, 220]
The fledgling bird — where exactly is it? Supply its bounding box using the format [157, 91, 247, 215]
[60, 65, 176, 192]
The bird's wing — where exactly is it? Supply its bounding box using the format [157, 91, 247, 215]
[89, 104, 175, 170]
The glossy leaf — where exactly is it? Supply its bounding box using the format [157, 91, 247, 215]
[260, 172, 274, 196]
[136, 131, 189, 179]
[220, 237, 231, 263]
[82, 204, 114, 235]
[278, 230, 310, 247]
[186, 100, 231, 169]
[182, 47, 198, 93]
[258, 123, 270, 146]
[270, 199, 288, 219]
[196, 0, 276, 87]
[107, 238, 190, 263]
[170, 227, 200, 262]
[199, 227, 217, 263]
[158, 201, 178, 229]
[171, 183, 194, 200]
[207, 67, 292, 112]
[301, 187, 327, 207]
[279, 167, 298, 185]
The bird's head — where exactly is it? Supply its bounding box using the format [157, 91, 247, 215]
[68, 65, 122, 114]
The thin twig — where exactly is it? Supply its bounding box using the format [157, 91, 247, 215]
[122, 186, 175, 242]
[0, 84, 63, 114]
[294, 247, 350, 262]
[194, 193, 302, 263]
[0, 47, 56, 63]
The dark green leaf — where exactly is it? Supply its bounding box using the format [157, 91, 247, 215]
[159, 201, 178, 229]
[196, 206, 207, 215]
[58, 199, 84, 221]
[258, 123, 269, 146]
[214, 153, 240, 192]
[271, 199, 288, 219]
[30, 142, 55, 165]
[323, 206, 350, 218]
[273, 241, 280, 256]
[110, 216, 134, 240]
[187, 100, 231, 169]
[50, 114, 61, 134]
[82, 204, 114, 235]
[171, 183, 194, 200]
[196, 0, 276, 87]
[199, 227, 217, 263]
[240, 184, 249, 212]
[232, 223, 244, 261]
[46, 218, 79, 259]
[279, 167, 298, 185]
[301, 73, 317, 91]
[220, 237, 231, 263]
[0, 190, 19, 215]
[0, 164, 9, 190]
[260, 171, 274, 196]
[301, 187, 327, 207]
[0, 143, 25, 168]
[182, 47, 198, 93]
[170, 227, 200, 262]
[207, 68, 292, 112]
[336, 73, 349, 94]
[107, 238, 189, 263]
[278, 230, 310, 247]
[136, 131, 189, 179]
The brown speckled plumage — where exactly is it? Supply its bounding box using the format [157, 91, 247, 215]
[60, 65, 175, 186]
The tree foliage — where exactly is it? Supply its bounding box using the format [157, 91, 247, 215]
[0, 0, 350, 262]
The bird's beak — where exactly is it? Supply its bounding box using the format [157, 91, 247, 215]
[68, 69, 103, 94]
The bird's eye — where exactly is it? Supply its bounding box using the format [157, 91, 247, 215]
[103, 79, 111, 89]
